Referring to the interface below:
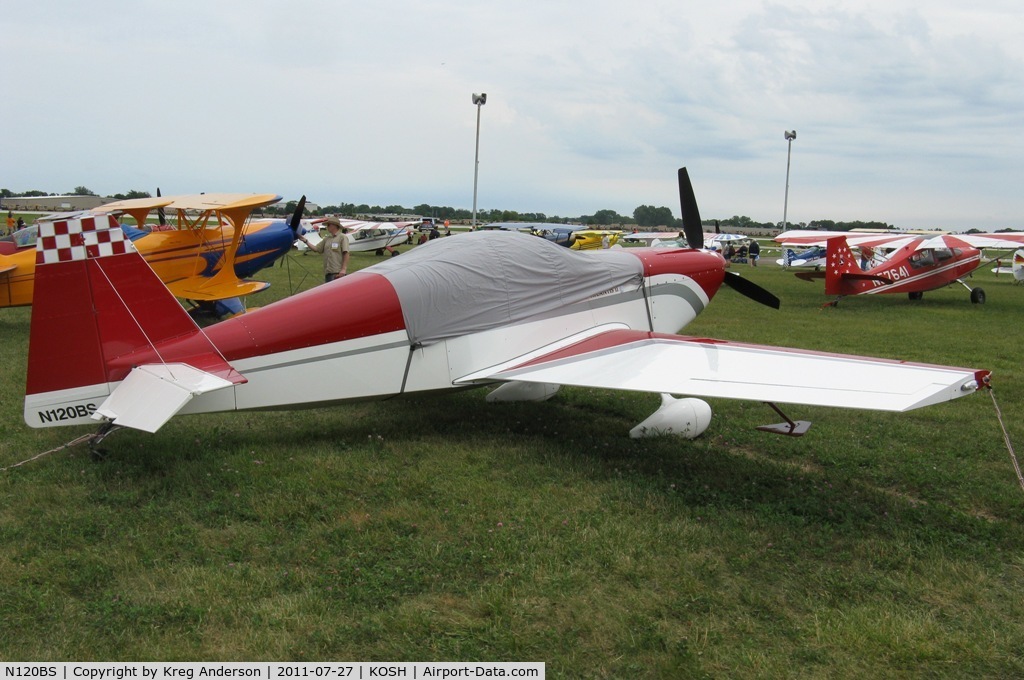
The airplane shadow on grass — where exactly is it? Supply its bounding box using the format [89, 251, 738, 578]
[85, 386, 1018, 557]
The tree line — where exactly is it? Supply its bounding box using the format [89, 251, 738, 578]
[1, 186, 912, 231]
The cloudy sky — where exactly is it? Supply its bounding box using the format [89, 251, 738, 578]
[4, 0, 1022, 230]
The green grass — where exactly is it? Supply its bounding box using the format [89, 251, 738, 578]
[1, 244, 1023, 676]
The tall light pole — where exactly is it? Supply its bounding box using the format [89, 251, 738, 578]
[471, 93, 487, 229]
[782, 130, 797, 233]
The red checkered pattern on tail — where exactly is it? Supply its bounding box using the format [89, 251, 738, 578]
[35, 215, 135, 265]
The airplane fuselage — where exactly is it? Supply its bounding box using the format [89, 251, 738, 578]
[111, 246, 728, 419]
[824, 237, 983, 298]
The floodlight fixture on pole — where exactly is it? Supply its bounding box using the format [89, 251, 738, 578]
[782, 130, 797, 234]
[471, 93, 487, 229]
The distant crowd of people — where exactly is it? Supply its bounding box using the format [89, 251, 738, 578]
[723, 239, 760, 266]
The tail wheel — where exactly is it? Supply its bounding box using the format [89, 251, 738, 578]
[908, 291, 923, 301]
[970, 288, 986, 304]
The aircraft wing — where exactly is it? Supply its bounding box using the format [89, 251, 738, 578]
[456, 329, 987, 413]
[936, 233, 1024, 250]
[775, 230, 921, 250]
[622, 231, 672, 244]
[157, 193, 282, 213]
[777, 230, 1024, 252]
[95, 197, 176, 213]
[338, 219, 418, 233]
[0, 263, 15, 276]
[166, 277, 270, 302]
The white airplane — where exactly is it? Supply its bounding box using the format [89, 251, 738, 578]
[295, 218, 415, 254]
[991, 249, 1024, 283]
[23, 169, 990, 446]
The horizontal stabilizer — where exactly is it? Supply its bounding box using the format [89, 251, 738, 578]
[92, 363, 238, 433]
[461, 329, 988, 413]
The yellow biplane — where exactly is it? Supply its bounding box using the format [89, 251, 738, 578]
[569, 229, 622, 250]
[0, 193, 301, 311]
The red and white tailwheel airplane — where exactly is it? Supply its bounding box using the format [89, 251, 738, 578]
[23, 170, 990, 442]
[775, 229, 1024, 305]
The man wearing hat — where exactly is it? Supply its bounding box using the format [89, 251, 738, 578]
[299, 217, 350, 283]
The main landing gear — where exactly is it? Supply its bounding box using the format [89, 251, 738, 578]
[906, 281, 985, 304]
[954, 278, 986, 304]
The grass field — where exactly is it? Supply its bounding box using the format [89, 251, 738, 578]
[1, 241, 1022, 676]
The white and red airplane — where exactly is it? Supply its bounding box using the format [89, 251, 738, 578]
[775, 229, 1024, 304]
[992, 249, 1024, 283]
[296, 218, 416, 255]
[23, 169, 990, 443]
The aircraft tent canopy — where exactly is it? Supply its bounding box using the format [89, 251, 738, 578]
[369, 230, 643, 346]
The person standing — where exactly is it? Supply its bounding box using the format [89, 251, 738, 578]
[748, 238, 760, 267]
[299, 217, 350, 283]
[5, 211, 14, 236]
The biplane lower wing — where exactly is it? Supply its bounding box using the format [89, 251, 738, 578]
[166, 277, 270, 301]
[457, 329, 988, 413]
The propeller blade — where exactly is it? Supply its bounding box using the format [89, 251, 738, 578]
[723, 271, 781, 309]
[677, 167, 704, 250]
[288, 195, 307, 237]
[156, 187, 167, 226]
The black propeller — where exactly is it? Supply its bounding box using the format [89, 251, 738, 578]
[722, 270, 781, 309]
[287, 195, 307, 238]
[677, 167, 704, 250]
[677, 166, 780, 310]
[277, 195, 307, 269]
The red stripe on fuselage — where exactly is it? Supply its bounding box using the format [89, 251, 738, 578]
[203, 272, 407, 360]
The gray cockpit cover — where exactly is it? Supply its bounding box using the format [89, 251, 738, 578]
[368, 230, 643, 345]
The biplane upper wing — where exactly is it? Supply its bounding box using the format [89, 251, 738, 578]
[456, 328, 987, 413]
[105, 193, 282, 302]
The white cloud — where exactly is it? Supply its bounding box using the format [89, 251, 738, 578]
[3, 0, 1022, 229]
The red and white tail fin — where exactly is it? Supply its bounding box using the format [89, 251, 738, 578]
[25, 215, 243, 431]
[823, 236, 861, 295]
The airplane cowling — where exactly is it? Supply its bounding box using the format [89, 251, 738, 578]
[630, 395, 712, 439]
